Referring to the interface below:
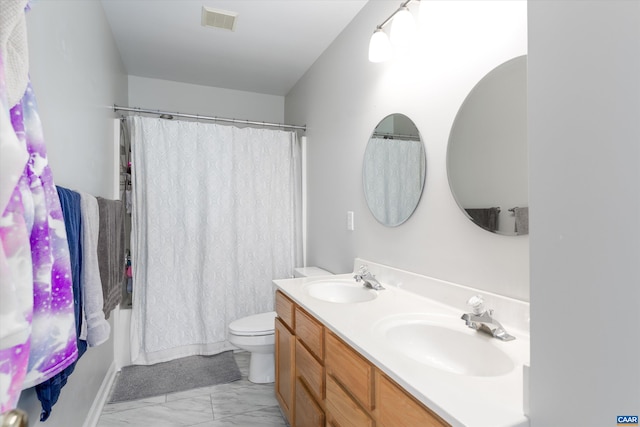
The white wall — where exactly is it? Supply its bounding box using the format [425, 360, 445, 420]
[528, 1, 640, 425]
[286, 1, 529, 301]
[128, 75, 285, 124]
[26, 2, 127, 197]
[18, 1, 128, 426]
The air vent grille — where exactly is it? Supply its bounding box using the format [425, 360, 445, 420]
[201, 6, 237, 31]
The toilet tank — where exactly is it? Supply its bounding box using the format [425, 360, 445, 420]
[293, 266, 332, 278]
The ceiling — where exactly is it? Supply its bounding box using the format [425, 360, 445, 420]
[101, 0, 368, 96]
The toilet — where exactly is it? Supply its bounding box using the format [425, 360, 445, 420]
[227, 266, 332, 383]
[228, 311, 278, 383]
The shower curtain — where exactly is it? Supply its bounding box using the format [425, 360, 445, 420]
[363, 138, 425, 225]
[128, 116, 302, 365]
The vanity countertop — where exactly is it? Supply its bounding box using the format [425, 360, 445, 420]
[273, 260, 530, 427]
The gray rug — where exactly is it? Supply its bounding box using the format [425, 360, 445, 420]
[108, 351, 242, 403]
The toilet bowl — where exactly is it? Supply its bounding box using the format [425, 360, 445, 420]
[228, 267, 332, 384]
[228, 311, 277, 383]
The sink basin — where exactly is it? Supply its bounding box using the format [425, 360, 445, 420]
[374, 314, 515, 377]
[304, 280, 378, 303]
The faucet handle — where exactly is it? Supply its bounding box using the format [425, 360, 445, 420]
[357, 264, 369, 275]
[466, 295, 486, 315]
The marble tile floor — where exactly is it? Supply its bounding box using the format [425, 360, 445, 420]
[98, 352, 288, 427]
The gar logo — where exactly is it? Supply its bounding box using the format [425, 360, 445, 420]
[617, 415, 639, 425]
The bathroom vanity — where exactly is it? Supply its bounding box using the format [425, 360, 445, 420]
[273, 259, 530, 427]
[275, 290, 447, 426]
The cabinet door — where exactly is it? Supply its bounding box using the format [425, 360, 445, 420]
[275, 317, 295, 424]
[295, 377, 325, 427]
[375, 370, 449, 427]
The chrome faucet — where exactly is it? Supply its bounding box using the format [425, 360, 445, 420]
[353, 265, 385, 290]
[461, 295, 515, 341]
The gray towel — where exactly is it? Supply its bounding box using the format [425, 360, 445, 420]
[514, 207, 529, 235]
[79, 192, 111, 345]
[97, 197, 125, 319]
[465, 207, 500, 232]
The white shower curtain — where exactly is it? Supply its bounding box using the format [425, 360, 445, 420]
[128, 116, 302, 365]
[363, 138, 425, 225]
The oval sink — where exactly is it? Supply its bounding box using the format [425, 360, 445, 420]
[304, 280, 378, 303]
[374, 314, 515, 377]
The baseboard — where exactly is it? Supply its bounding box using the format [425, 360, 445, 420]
[83, 361, 117, 427]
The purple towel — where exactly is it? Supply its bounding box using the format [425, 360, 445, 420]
[8, 83, 78, 392]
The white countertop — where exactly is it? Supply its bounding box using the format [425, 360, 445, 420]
[274, 260, 530, 427]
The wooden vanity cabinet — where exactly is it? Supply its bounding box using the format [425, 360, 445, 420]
[275, 291, 295, 425]
[275, 290, 449, 427]
[276, 290, 327, 427]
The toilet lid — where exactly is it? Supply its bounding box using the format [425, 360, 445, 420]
[229, 311, 277, 336]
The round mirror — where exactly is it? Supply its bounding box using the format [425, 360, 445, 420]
[447, 55, 528, 235]
[363, 114, 426, 227]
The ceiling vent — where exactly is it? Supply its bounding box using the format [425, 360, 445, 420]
[201, 6, 238, 31]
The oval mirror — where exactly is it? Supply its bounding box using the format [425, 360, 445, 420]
[363, 114, 426, 227]
[447, 55, 528, 235]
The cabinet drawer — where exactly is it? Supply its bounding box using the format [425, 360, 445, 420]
[296, 338, 324, 401]
[375, 370, 449, 427]
[326, 375, 373, 427]
[325, 331, 374, 410]
[295, 377, 325, 427]
[275, 290, 294, 329]
[295, 307, 324, 360]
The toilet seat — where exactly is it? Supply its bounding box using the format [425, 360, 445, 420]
[229, 311, 276, 337]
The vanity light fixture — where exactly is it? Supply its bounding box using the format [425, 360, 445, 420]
[368, 0, 420, 63]
[390, 6, 416, 48]
[368, 28, 392, 63]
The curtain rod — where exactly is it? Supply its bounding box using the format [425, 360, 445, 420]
[113, 105, 306, 132]
[372, 132, 421, 141]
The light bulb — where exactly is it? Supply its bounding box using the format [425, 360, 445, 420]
[390, 6, 416, 53]
[368, 28, 392, 63]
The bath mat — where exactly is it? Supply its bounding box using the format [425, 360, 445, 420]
[108, 351, 241, 403]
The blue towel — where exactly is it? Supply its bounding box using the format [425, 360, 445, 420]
[54, 186, 83, 325]
[35, 187, 88, 421]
